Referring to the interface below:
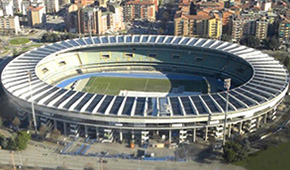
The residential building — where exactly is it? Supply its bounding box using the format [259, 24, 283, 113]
[174, 11, 222, 39]
[123, 0, 156, 22]
[222, 10, 234, 34]
[99, 0, 108, 8]
[0, 0, 14, 16]
[74, 0, 94, 7]
[279, 18, 290, 44]
[261, 1, 271, 12]
[77, 6, 106, 35]
[60, 0, 71, 6]
[229, 16, 244, 42]
[0, 15, 21, 35]
[65, 3, 79, 33]
[77, 3, 125, 35]
[27, 6, 46, 27]
[107, 1, 125, 31]
[21, 0, 30, 15]
[44, 0, 59, 13]
[13, 0, 23, 13]
[255, 17, 268, 40]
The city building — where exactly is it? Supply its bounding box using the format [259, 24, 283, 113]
[98, 0, 108, 8]
[255, 17, 269, 40]
[174, 11, 222, 39]
[261, 1, 272, 12]
[123, 0, 156, 22]
[66, 1, 125, 35]
[0, 15, 21, 35]
[13, 0, 23, 13]
[229, 16, 244, 42]
[77, 6, 106, 35]
[279, 18, 290, 44]
[222, 10, 235, 34]
[65, 3, 79, 33]
[229, 11, 270, 41]
[60, 0, 71, 6]
[0, 0, 14, 16]
[107, 1, 125, 32]
[74, 0, 95, 7]
[44, 0, 59, 13]
[27, 6, 46, 27]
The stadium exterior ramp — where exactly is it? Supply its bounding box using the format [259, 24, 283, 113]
[1, 35, 289, 144]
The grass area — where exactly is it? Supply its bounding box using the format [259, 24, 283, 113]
[3, 47, 10, 50]
[9, 38, 30, 45]
[82, 77, 207, 95]
[28, 43, 43, 48]
[236, 141, 290, 170]
[17, 43, 44, 54]
[21, 47, 29, 52]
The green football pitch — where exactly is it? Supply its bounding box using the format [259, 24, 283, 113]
[82, 77, 208, 95]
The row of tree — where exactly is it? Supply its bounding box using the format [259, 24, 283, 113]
[222, 138, 251, 163]
[223, 35, 281, 50]
[41, 32, 79, 43]
[0, 131, 31, 151]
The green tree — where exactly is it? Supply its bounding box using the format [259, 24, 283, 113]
[7, 138, 17, 150]
[0, 134, 8, 149]
[222, 140, 250, 163]
[41, 33, 50, 42]
[262, 36, 280, 50]
[240, 35, 260, 48]
[221, 35, 232, 42]
[283, 56, 290, 67]
[10, 131, 31, 151]
[162, 11, 170, 22]
[12, 48, 18, 57]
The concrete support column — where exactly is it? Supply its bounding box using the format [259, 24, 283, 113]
[131, 131, 135, 140]
[53, 119, 57, 130]
[205, 127, 208, 141]
[228, 124, 231, 138]
[85, 125, 88, 138]
[264, 113, 268, 124]
[239, 122, 243, 134]
[256, 117, 261, 128]
[63, 122, 67, 136]
[156, 130, 159, 135]
[119, 131, 123, 142]
[96, 127, 99, 139]
[168, 130, 172, 143]
[193, 128, 196, 143]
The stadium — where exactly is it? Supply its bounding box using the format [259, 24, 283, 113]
[1, 35, 289, 145]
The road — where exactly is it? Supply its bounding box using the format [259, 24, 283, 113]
[0, 146, 245, 170]
[0, 139, 246, 170]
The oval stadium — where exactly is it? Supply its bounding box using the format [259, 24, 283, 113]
[1, 35, 289, 144]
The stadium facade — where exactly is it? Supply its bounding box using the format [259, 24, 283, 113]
[1, 35, 289, 144]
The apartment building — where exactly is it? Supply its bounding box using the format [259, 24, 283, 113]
[174, 12, 221, 39]
[0, 15, 21, 35]
[279, 18, 290, 44]
[123, 0, 156, 22]
[27, 6, 46, 27]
